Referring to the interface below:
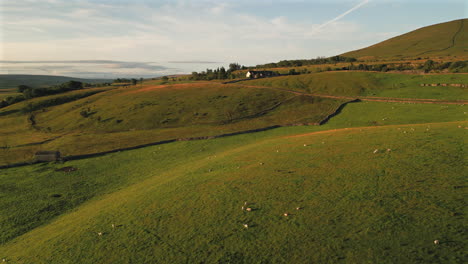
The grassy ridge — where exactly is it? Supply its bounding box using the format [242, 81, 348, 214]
[0, 120, 465, 263]
[240, 72, 468, 100]
[1, 99, 465, 246]
[0, 83, 346, 165]
[342, 19, 467, 60]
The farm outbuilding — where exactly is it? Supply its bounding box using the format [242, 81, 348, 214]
[35, 151, 61, 162]
[246, 70, 277, 79]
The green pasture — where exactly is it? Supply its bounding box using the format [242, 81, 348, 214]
[0, 120, 465, 263]
[240, 72, 468, 100]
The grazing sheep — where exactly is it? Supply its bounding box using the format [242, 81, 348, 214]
[246, 208, 252, 212]
[296, 207, 301, 210]
[386, 149, 391, 152]
[2, 259, 6, 263]
[112, 224, 115, 229]
[260, 162, 264, 165]
[434, 240, 440, 245]
[98, 232, 103, 236]
[373, 149, 379, 154]
[241, 206, 245, 211]
[304, 144, 307, 147]
[283, 213, 289, 217]
[243, 224, 249, 229]
[244, 201, 248, 206]
[276, 150, 279, 153]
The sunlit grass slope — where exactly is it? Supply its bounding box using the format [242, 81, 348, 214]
[342, 19, 467, 60]
[240, 71, 468, 100]
[0, 82, 346, 165]
[1, 120, 466, 263]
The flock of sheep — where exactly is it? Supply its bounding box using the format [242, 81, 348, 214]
[240, 201, 302, 229]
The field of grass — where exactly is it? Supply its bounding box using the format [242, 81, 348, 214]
[0, 82, 348, 165]
[0, 119, 466, 263]
[342, 19, 467, 60]
[240, 71, 468, 100]
[0, 89, 21, 101]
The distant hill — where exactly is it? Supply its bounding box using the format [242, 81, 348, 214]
[342, 19, 467, 60]
[0, 74, 112, 90]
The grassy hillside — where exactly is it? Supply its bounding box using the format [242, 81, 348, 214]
[0, 82, 347, 165]
[0, 74, 112, 90]
[342, 19, 467, 60]
[0, 89, 20, 101]
[240, 72, 468, 100]
[1, 119, 465, 263]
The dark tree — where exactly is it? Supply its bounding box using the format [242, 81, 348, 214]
[17, 85, 31, 93]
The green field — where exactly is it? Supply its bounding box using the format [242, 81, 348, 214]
[0, 89, 20, 101]
[240, 72, 468, 100]
[342, 19, 467, 60]
[0, 82, 348, 165]
[1, 118, 466, 263]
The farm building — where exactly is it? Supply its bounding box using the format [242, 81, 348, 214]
[246, 70, 277, 79]
[35, 151, 61, 162]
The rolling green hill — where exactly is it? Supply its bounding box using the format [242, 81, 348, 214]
[342, 19, 468, 60]
[1, 119, 465, 263]
[239, 72, 468, 100]
[0, 82, 347, 165]
[0, 74, 112, 90]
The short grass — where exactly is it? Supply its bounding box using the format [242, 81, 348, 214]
[0, 89, 20, 101]
[240, 71, 468, 100]
[0, 120, 466, 263]
[0, 82, 346, 165]
[342, 19, 467, 60]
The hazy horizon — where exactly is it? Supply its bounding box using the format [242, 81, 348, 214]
[1, 0, 466, 78]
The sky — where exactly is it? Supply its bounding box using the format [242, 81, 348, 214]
[0, 0, 466, 78]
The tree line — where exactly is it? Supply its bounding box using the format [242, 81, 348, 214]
[1, 80, 109, 109]
[256, 56, 357, 68]
[190, 63, 247, 80]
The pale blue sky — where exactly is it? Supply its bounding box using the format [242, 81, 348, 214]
[1, 0, 466, 78]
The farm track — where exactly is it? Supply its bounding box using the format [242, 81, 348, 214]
[231, 84, 468, 105]
[416, 19, 465, 56]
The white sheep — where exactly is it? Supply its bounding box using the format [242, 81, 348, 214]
[243, 224, 249, 229]
[304, 144, 307, 147]
[386, 149, 391, 152]
[246, 208, 252, 212]
[98, 232, 103, 236]
[112, 224, 115, 229]
[373, 149, 379, 154]
[241, 206, 244, 211]
[283, 213, 289, 217]
[296, 207, 301, 210]
[434, 240, 439, 245]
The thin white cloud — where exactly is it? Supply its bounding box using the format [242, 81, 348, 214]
[310, 0, 371, 35]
